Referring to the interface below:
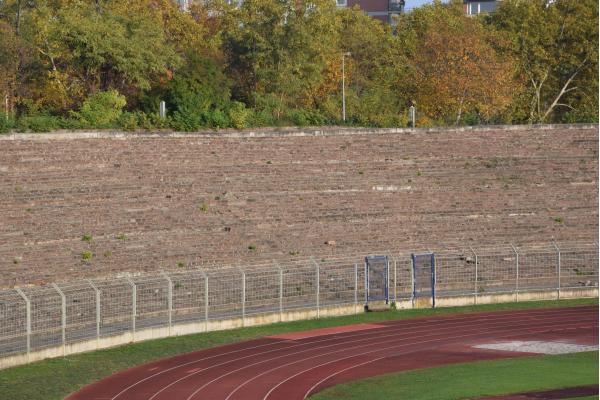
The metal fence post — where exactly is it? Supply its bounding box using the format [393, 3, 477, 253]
[87, 280, 101, 346]
[162, 273, 173, 335]
[51, 283, 66, 355]
[312, 259, 320, 318]
[278, 266, 283, 322]
[202, 270, 209, 332]
[470, 247, 478, 303]
[410, 255, 415, 307]
[386, 256, 390, 305]
[393, 257, 397, 304]
[552, 242, 561, 299]
[354, 263, 358, 314]
[16, 289, 31, 358]
[364, 258, 369, 308]
[125, 278, 136, 340]
[240, 268, 246, 327]
[511, 244, 519, 301]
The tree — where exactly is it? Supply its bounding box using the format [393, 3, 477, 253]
[0, 20, 19, 117]
[223, 0, 339, 118]
[491, 0, 599, 123]
[14, 0, 180, 112]
[397, 0, 517, 125]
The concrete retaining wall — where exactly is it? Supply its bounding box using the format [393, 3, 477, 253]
[1, 288, 596, 370]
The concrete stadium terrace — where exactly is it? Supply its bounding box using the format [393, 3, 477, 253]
[0, 124, 597, 288]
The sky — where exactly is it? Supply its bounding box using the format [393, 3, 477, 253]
[406, 0, 435, 11]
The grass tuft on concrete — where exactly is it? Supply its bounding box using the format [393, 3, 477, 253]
[0, 298, 597, 400]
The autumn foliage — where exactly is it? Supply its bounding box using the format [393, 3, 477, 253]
[0, 0, 597, 131]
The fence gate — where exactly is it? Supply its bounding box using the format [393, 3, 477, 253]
[365, 255, 389, 310]
[412, 253, 436, 308]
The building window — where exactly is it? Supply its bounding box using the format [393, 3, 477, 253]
[467, 1, 497, 15]
[480, 1, 496, 13]
[389, 0, 404, 12]
[336, 0, 347, 7]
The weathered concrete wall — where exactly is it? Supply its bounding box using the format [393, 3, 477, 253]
[0, 125, 597, 288]
[0, 288, 596, 370]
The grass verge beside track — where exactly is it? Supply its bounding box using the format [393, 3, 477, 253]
[312, 351, 599, 400]
[0, 298, 597, 400]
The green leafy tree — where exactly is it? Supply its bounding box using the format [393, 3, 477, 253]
[397, 0, 517, 125]
[491, 0, 599, 123]
[224, 0, 338, 119]
[16, 0, 180, 112]
[0, 20, 19, 118]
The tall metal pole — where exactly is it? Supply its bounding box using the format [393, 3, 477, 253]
[342, 52, 351, 122]
[342, 54, 346, 122]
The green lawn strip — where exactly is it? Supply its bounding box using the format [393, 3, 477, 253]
[312, 351, 599, 400]
[0, 298, 596, 400]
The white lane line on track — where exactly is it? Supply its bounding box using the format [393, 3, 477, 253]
[148, 314, 521, 400]
[193, 314, 598, 400]
[229, 316, 599, 400]
[124, 309, 569, 400]
[111, 307, 595, 400]
[150, 310, 595, 400]
[300, 323, 600, 399]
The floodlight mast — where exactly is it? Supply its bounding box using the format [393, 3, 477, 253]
[342, 52, 351, 122]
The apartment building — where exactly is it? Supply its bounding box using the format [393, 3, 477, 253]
[177, 0, 405, 24]
[464, 0, 499, 15]
[336, 0, 404, 24]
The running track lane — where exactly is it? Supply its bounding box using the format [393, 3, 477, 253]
[66, 305, 599, 400]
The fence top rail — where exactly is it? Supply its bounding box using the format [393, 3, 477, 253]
[4, 240, 596, 294]
[554, 241, 599, 252]
[0, 290, 27, 303]
[55, 281, 97, 294]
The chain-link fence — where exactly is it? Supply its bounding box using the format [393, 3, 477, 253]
[0, 241, 597, 360]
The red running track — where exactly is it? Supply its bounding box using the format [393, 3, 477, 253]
[67, 306, 598, 400]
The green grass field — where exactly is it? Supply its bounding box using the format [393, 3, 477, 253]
[0, 298, 596, 400]
[312, 352, 599, 400]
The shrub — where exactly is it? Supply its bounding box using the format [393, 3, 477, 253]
[72, 90, 127, 127]
[118, 112, 140, 131]
[0, 117, 15, 133]
[463, 111, 481, 126]
[57, 117, 88, 129]
[288, 109, 329, 127]
[202, 109, 230, 129]
[248, 108, 278, 127]
[171, 107, 201, 131]
[16, 115, 61, 132]
[228, 101, 251, 129]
